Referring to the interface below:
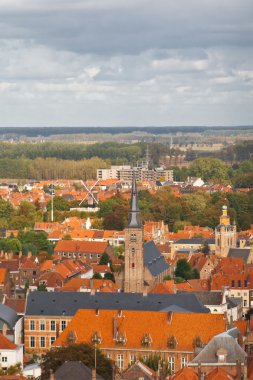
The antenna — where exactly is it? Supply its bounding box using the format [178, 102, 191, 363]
[51, 179, 54, 222]
[145, 144, 149, 169]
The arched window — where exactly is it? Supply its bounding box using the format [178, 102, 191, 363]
[131, 248, 135, 255]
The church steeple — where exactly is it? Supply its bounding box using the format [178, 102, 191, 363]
[127, 171, 142, 228]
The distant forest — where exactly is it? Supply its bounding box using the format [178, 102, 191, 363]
[0, 125, 252, 137]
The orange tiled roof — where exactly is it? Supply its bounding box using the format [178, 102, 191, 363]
[54, 240, 108, 254]
[54, 309, 227, 351]
[4, 298, 26, 314]
[205, 367, 235, 379]
[233, 320, 248, 337]
[0, 332, 17, 350]
[0, 268, 7, 284]
[170, 366, 198, 379]
[150, 280, 175, 294]
[40, 260, 54, 272]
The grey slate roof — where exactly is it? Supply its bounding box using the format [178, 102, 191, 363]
[47, 361, 105, 380]
[144, 241, 169, 276]
[192, 291, 223, 306]
[175, 238, 215, 245]
[190, 330, 247, 364]
[25, 291, 209, 316]
[228, 248, 251, 263]
[127, 172, 142, 228]
[0, 303, 19, 328]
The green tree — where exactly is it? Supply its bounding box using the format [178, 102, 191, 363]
[93, 272, 102, 279]
[99, 253, 111, 266]
[175, 259, 194, 280]
[104, 272, 115, 282]
[41, 343, 112, 380]
[189, 157, 228, 182]
[37, 283, 48, 292]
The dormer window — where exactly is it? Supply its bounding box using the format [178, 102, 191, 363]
[167, 335, 177, 349]
[115, 331, 126, 346]
[141, 333, 152, 347]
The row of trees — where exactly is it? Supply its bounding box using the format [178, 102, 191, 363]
[173, 157, 253, 187]
[0, 231, 53, 255]
[0, 157, 107, 180]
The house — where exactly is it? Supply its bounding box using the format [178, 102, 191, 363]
[54, 240, 113, 263]
[45, 361, 105, 380]
[0, 303, 23, 344]
[19, 257, 40, 287]
[0, 332, 23, 371]
[116, 360, 157, 379]
[188, 328, 247, 379]
[53, 309, 227, 373]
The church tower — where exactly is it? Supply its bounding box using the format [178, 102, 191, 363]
[215, 205, 236, 257]
[124, 172, 144, 293]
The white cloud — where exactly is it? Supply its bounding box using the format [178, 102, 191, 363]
[0, 0, 252, 126]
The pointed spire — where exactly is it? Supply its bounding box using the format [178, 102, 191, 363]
[127, 171, 142, 228]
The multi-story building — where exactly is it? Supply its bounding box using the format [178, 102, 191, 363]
[97, 166, 173, 183]
[52, 309, 227, 374]
[24, 291, 209, 354]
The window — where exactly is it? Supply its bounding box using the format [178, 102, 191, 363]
[117, 354, 124, 369]
[130, 354, 136, 365]
[30, 336, 35, 348]
[238, 280, 241, 287]
[90, 254, 93, 259]
[244, 300, 247, 307]
[139, 378, 144, 380]
[244, 280, 248, 288]
[181, 357, 187, 368]
[2, 357, 7, 363]
[40, 320, 45, 331]
[50, 336, 56, 346]
[30, 320, 35, 331]
[106, 353, 111, 360]
[51, 320, 56, 331]
[61, 320, 66, 330]
[231, 280, 235, 288]
[132, 263, 135, 269]
[168, 356, 175, 374]
[40, 336, 45, 348]
[33, 271, 36, 275]
[131, 248, 135, 255]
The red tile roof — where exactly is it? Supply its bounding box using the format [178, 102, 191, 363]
[169, 367, 198, 379]
[0, 332, 17, 350]
[54, 240, 108, 254]
[54, 309, 227, 352]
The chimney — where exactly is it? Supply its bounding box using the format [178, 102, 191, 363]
[143, 285, 148, 297]
[92, 368, 96, 380]
[49, 369, 54, 380]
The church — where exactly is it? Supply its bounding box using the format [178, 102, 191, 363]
[116, 173, 170, 293]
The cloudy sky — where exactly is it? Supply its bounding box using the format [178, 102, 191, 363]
[0, 0, 253, 127]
